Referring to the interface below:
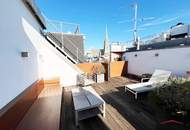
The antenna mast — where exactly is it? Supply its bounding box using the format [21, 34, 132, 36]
[134, 3, 138, 44]
[132, 3, 140, 50]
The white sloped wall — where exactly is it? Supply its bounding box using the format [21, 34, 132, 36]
[22, 17, 82, 86]
[0, 0, 82, 109]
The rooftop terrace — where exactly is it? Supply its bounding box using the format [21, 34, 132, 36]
[1, 1, 190, 130]
[13, 77, 189, 130]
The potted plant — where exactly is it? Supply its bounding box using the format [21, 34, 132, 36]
[93, 64, 105, 83]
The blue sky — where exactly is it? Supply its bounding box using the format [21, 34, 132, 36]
[36, 0, 190, 51]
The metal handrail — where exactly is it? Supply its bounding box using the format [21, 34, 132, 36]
[46, 32, 79, 62]
[62, 34, 84, 62]
[46, 19, 80, 26]
[45, 19, 84, 63]
[62, 33, 84, 56]
[45, 33, 77, 64]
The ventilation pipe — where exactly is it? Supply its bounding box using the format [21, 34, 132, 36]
[137, 37, 140, 50]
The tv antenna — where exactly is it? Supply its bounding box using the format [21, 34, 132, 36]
[132, 3, 138, 48]
[118, 3, 154, 49]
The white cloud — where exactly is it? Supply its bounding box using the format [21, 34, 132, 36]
[140, 16, 179, 28]
[140, 10, 190, 28]
[117, 19, 133, 24]
[125, 27, 147, 32]
[118, 17, 155, 24]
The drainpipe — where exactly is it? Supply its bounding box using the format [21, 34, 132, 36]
[136, 36, 140, 50]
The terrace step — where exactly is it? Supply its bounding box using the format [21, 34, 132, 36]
[15, 86, 62, 130]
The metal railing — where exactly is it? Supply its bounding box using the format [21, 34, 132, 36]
[45, 19, 85, 63]
[46, 32, 83, 62]
[23, 0, 46, 28]
[76, 73, 95, 86]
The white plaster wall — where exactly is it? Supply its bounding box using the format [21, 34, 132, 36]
[111, 44, 127, 52]
[22, 17, 82, 86]
[123, 47, 190, 76]
[0, 0, 81, 109]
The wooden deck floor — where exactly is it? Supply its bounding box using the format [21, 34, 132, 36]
[60, 77, 190, 130]
[60, 77, 153, 130]
[15, 77, 189, 130]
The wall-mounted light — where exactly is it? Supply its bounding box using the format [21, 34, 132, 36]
[39, 54, 44, 62]
[155, 53, 159, 57]
[21, 51, 29, 58]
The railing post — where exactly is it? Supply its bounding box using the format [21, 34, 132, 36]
[60, 22, 64, 50]
[77, 48, 79, 63]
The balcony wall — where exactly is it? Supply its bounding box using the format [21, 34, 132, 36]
[77, 61, 128, 79]
[110, 61, 128, 77]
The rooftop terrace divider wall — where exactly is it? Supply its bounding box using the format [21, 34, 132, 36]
[77, 61, 128, 80]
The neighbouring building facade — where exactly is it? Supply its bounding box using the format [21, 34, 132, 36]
[111, 42, 127, 52]
[110, 42, 127, 61]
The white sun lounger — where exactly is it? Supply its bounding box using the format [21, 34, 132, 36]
[125, 69, 171, 99]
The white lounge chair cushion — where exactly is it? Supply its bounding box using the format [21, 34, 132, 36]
[149, 69, 171, 83]
[126, 69, 171, 93]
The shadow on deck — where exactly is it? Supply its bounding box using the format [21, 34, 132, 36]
[60, 77, 190, 130]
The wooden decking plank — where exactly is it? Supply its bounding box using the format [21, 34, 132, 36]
[87, 117, 110, 130]
[62, 90, 77, 130]
[98, 85, 149, 129]
[106, 104, 130, 130]
[94, 78, 157, 130]
[102, 109, 122, 130]
[93, 85, 135, 130]
[106, 104, 135, 130]
[94, 86, 137, 130]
